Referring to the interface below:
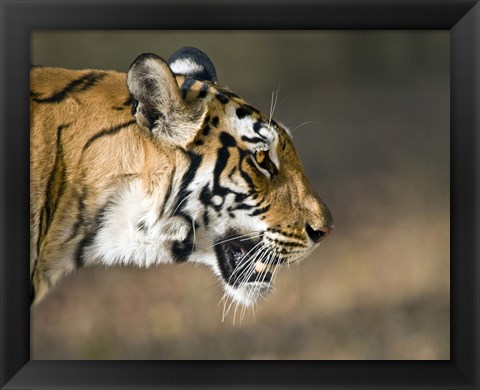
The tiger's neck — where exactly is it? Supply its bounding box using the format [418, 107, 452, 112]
[80, 147, 202, 268]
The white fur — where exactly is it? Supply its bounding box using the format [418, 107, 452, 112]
[169, 58, 204, 77]
[84, 180, 190, 267]
[224, 282, 272, 307]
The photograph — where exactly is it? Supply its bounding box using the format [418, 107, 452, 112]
[30, 30, 450, 360]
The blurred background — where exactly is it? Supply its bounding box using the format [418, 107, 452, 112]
[30, 31, 449, 360]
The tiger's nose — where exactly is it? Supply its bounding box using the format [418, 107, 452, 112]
[305, 223, 332, 244]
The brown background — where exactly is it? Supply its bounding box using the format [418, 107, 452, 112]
[31, 31, 450, 359]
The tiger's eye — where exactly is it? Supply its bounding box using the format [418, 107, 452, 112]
[255, 150, 267, 165]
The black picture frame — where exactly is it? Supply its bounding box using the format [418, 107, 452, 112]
[1, 0, 479, 389]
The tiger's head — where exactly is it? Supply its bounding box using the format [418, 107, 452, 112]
[127, 47, 333, 307]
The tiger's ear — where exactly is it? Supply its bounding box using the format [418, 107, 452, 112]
[127, 53, 206, 147]
[168, 47, 217, 83]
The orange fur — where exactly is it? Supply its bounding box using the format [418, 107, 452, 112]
[30, 61, 333, 305]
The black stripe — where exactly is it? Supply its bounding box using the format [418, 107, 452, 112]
[215, 93, 229, 104]
[202, 125, 211, 136]
[268, 228, 304, 240]
[172, 152, 203, 216]
[169, 152, 204, 262]
[209, 134, 255, 212]
[36, 210, 45, 257]
[43, 124, 70, 238]
[238, 166, 256, 192]
[66, 186, 88, 243]
[236, 105, 258, 119]
[271, 238, 306, 248]
[246, 157, 258, 170]
[227, 166, 237, 180]
[181, 78, 196, 99]
[219, 132, 236, 147]
[75, 231, 94, 269]
[249, 204, 271, 217]
[33, 72, 106, 104]
[212, 138, 233, 198]
[30, 91, 41, 99]
[171, 237, 192, 262]
[158, 167, 175, 219]
[233, 203, 254, 211]
[267, 159, 279, 176]
[252, 196, 267, 208]
[202, 210, 210, 227]
[197, 83, 209, 99]
[75, 201, 111, 268]
[82, 120, 136, 153]
[199, 184, 217, 210]
[253, 120, 264, 134]
[241, 135, 265, 144]
[171, 222, 194, 263]
[198, 132, 260, 220]
[170, 208, 199, 263]
[168, 152, 203, 262]
[236, 149, 258, 197]
[221, 91, 240, 99]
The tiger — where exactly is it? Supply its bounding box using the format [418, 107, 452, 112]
[30, 47, 334, 309]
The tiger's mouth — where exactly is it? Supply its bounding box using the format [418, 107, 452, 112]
[214, 233, 273, 287]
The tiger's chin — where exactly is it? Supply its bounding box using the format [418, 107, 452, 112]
[214, 232, 277, 307]
[223, 281, 273, 307]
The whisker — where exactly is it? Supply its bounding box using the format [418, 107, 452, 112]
[227, 242, 264, 284]
[191, 218, 197, 253]
[272, 255, 283, 285]
[219, 293, 227, 305]
[272, 87, 279, 119]
[244, 250, 272, 319]
[229, 245, 266, 285]
[244, 252, 272, 321]
[268, 90, 274, 126]
[291, 120, 321, 134]
[205, 232, 262, 250]
[251, 303, 257, 322]
[171, 193, 194, 216]
[219, 237, 298, 323]
[222, 291, 231, 323]
[223, 246, 266, 322]
[240, 263, 260, 322]
[237, 252, 262, 307]
[224, 293, 237, 321]
[268, 87, 280, 127]
[233, 299, 242, 326]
